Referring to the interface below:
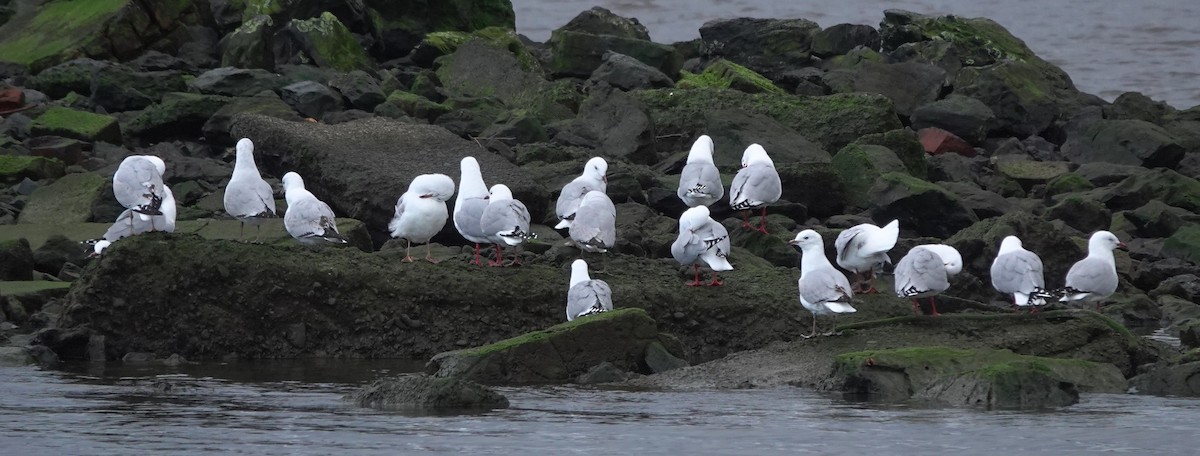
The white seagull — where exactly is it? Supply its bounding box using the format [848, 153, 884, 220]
[728, 144, 781, 234]
[88, 185, 178, 256]
[670, 205, 733, 286]
[1059, 231, 1125, 311]
[479, 184, 536, 266]
[990, 236, 1054, 313]
[555, 157, 607, 229]
[224, 138, 278, 241]
[566, 259, 614, 321]
[894, 244, 962, 316]
[835, 219, 900, 294]
[282, 172, 347, 245]
[389, 173, 456, 263]
[789, 229, 856, 338]
[453, 157, 491, 265]
[677, 135, 723, 208]
[113, 154, 167, 230]
[569, 190, 616, 253]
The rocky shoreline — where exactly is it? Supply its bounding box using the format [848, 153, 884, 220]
[2, 1, 1200, 408]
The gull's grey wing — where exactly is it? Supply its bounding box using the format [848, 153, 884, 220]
[799, 268, 854, 306]
[834, 226, 864, 263]
[556, 178, 600, 220]
[225, 176, 276, 219]
[729, 164, 781, 209]
[671, 229, 702, 265]
[570, 196, 616, 251]
[286, 197, 344, 242]
[677, 163, 724, 201]
[454, 197, 491, 242]
[566, 280, 614, 321]
[990, 251, 1045, 294]
[895, 247, 949, 296]
[1064, 257, 1118, 295]
[482, 199, 533, 241]
[695, 220, 731, 259]
[114, 158, 165, 213]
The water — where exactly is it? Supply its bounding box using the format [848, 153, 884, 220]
[3, 362, 1200, 454]
[513, 0, 1200, 108]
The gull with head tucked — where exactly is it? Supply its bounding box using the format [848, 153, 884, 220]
[728, 144, 781, 234]
[671, 205, 733, 286]
[389, 173, 456, 263]
[677, 135, 723, 208]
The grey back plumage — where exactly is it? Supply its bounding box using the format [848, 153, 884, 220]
[671, 219, 731, 267]
[728, 164, 781, 210]
[990, 250, 1046, 295]
[569, 191, 616, 252]
[481, 199, 534, 245]
[1063, 257, 1119, 299]
[454, 197, 491, 244]
[677, 162, 724, 207]
[566, 280, 613, 321]
[798, 268, 855, 315]
[285, 195, 345, 244]
[894, 247, 949, 298]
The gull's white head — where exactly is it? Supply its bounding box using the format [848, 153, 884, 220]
[740, 144, 774, 168]
[686, 135, 715, 164]
[90, 240, 111, 257]
[488, 184, 513, 201]
[458, 156, 488, 199]
[1088, 230, 1127, 253]
[410, 173, 456, 202]
[235, 138, 255, 164]
[919, 244, 963, 276]
[998, 236, 1023, 255]
[584, 157, 607, 182]
[570, 259, 591, 287]
[282, 172, 304, 193]
[141, 155, 167, 176]
[787, 229, 824, 252]
[679, 205, 711, 231]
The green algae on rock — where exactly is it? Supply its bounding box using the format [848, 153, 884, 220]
[125, 93, 233, 142]
[831, 144, 908, 208]
[285, 12, 373, 72]
[0, 155, 65, 185]
[30, 107, 121, 143]
[17, 172, 110, 224]
[676, 59, 784, 94]
[347, 373, 509, 411]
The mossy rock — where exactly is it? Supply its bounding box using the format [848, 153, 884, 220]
[414, 27, 538, 71]
[633, 88, 902, 154]
[435, 39, 574, 123]
[868, 172, 976, 238]
[0, 280, 72, 298]
[0, 238, 35, 281]
[994, 157, 1070, 183]
[0, 155, 66, 184]
[374, 90, 450, 121]
[853, 129, 927, 179]
[220, 14, 274, 69]
[1099, 168, 1200, 214]
[346, 373, 509, 411]
[30, 107, 121, 143]
[1046, 196, 1112, 234]
[1045, 173, 1094, 196]
[125, 92, 233, 142]
[955, 60, 1065, 137]
[831, 144, 908, 208]
[17, 173, 110, 224]
[548, 29, 682, 78]
[677, 59, 784, 94]
[0, 0, 128, 71]
[285, 12, 374, 72]
[834, 346, 1124, 408]
[1163, 226, 1200, 264]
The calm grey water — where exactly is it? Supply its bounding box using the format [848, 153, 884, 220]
[513, 0, 1200, 108]
[3, 361, 1200, 454]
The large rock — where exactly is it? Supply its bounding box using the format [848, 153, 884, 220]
[427, 308, 686, 384]
[124, 92, 232, 142]
[328, 70, 386, 111]
[1098, 169, 1200, 214]
[29, 107, 121, 144]
[1046, 196, 1112, 233]
[17, 172, 109, 224]
[0, 347, 35, 367]
[27, 58, 109, 99]
[548, 9, 681, 78]
[868, 173, 977, 238]
[1061, 119, 1185, 168]
[437, 40, 574, 123]
[587, 51, 674, 91]
[699, 17, 821, 81]
[189, 67, 285, 97]
[556, 84, 651, 163]
[911, 95, 996, 143]
[677, 59, 785, 94]
[834, 347, 1124, 409]
[0, 238, 34, 280]
[202, 94, 303, 145]
[954, 61, 1064, 137]
[89, 64, 187, 112]
[367, 0, 515, 59]
[811, 23, 881, 58]
[0, 156, 65, 184]
[219, 14, 273, 69]
[852, 129, 926, 179]
[33, 234, 86, 276]
[1163, 226, 1200, 264]
[346, 374, 509, 411]
[831, 144, 907, 208]
[1131, 355, 1200, 397]
[823, 61, 945, 117]
[280, 12, 373, 72]
[280, 81, 343, 119]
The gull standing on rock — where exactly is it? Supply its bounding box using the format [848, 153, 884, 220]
[223, 138, 278, 241]
[677, 135, 723, 208]
[671, 205, 733, 286]
[282, 172, 348, 245]
[566, 259, 613, 321]
[835, 219, 900, 294]
[728, 144, 781, 234]
[454, 157, 492, 265]
[1059, 231, 1125, 311]
[389, 173, 456, 263]
[89, 185, 178, 256]
[555, 157, 607, 229]
[480, 184, 536, 266]
[113, 154, 167, 231]
[789, 230, 856, 338]
[569, 190, 616, 253]
[990, 236, 1054, 313]
[894, 244, 962, 316]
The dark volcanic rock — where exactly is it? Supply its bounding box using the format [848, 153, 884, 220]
[328, 70, 387, 111]
[868, 173, 977, 238]
[189, 67, 284, 97]
[0, 238, 34, 280]
[558, 84, 652, 163]
[811, 23, 881, 58]
[1099, 169, 1200, 214]
[824, 61, 945, 117]
[548, 8, 681, 78]
[1061, 119, 1185, 168]
[437, 40, 575, 123]
[29, 58, 110, 99]
[33, 235, 87, 277]
[699, 17, 821, 81]
[586, 51, 674, 91]
[1046, 196, 1112, 234]
[280, 81, 344, 119]
[89, 65, 187, 112]
[347, 374, 508, 411]
[955, 61, 1063, 137]
[202, 95, 304, 145]
[911, 95, 996, 143]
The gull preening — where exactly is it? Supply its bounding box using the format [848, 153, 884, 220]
[789, 229, 856, 338]
[224, 138, 278, 241]
[566, 259, 613, 321]
[671, 205, 733, 286]
[835, 219, 899, 294]
[389, 173, 456, 263]
[894, 244, 962, 316]
[480, 184, 536, 266]
[677, 135, 723, 208]
[282, 171, 348, 245]
[555, 157, 607, 229]
[453, 157, 492, 265]
[1059, 231, 1125, 311]
[728, 144, 781, 234]
[88, 185, 178, 256]
[569, 190, 616, 253]
[113, 154, 167, 230]
[990, 235, 1054, 313]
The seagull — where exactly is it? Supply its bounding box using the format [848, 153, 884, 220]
[480, 184, 536, 266]
[1059, 231, 1126, 311]
[223, 138, 278, 242]
[894, 244, 962, 316]
[566, 259, 613, 321]
[453, 157, 492, 266]
[389, 173, 456, 263]
[789, 230, 856, 338]
[569, 190, 616, 253]
[835, 219, 900, 294]
[87, 185, 178, 256]
[677, 135, 723, 208]
[670, 205, 733, 286]
[990, 235, 1055, 313]
[113, 154, 167, 231]
[555, 157, 607, 229]
[282, 171, 348, 245]
[728, 144, 781, 234]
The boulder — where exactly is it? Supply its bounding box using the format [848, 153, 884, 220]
[576, 361, 634, 384]
[23, 136, 85, 166]
[698, 17, 821, 81]
[1061, 119, 1185, 168]
[219, 14, 273, 69]
[1106, 92, 1175, 124]
[89, 65, 187, 112]
[1045, 173, 1094, 196]
[587, 51, 674, 91]
[29, 107, 121, 144]
[1126, 200, 1193, 238]
[1131, 356, 1200, 397]
[202, 94, 304, 145]
[938, 182, 1015, 220]
[549, 6, 650, 41]
[702, 110, 832, 170]
[346, 374, 509, 411]
[427, 308, 686, 384]
[28, 59, 109, 99]
[189, 67, 284, 97]
[947, 211, 1085, 286]
[994, 157, 1070, 187]
[677, 59, 784, 94]
[831, 144, 907, 208]
[280, 12, 373, 72]
[868, 173, 977, 238]
[774, 163, 846, 218]
[0, 238, 34, 280]
[1163, 226, 1200, 264]
[17, 172, 109, 224]
[1046, 196, 1112, 234]
[556, 85, 651, 163]
[0, 156, 65, 185]
[437, 40, 575, 123]
[328, 70, 386, 111]
[280, 81, 344, 119]
[824, 61, 945, 117]
[409, 26, 536, 68]
[811, 23, 881, 58]
[954, 61, 1063, 137]
[911, 95, 996, 143]
[374, 91, 450, 122]
[130, 50, 195, 72]
[1134, 259, 1199, 292]
[1152, 275, 1200, 303]
[125, 93, 232, 142]
[1099, 169, 1200, 213]
[0, 347, 34, 367]
[834, 347, 1124, 409]
[549, 26, 681, 78]
[366, 0, 516, 60]
[33, 234, 87, 276]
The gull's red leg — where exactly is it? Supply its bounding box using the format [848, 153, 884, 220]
[929, 297, 940, 317]
[686, 265, 703, 287]
[707, 271, 724, 287]
[756, 207, 769, 234]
